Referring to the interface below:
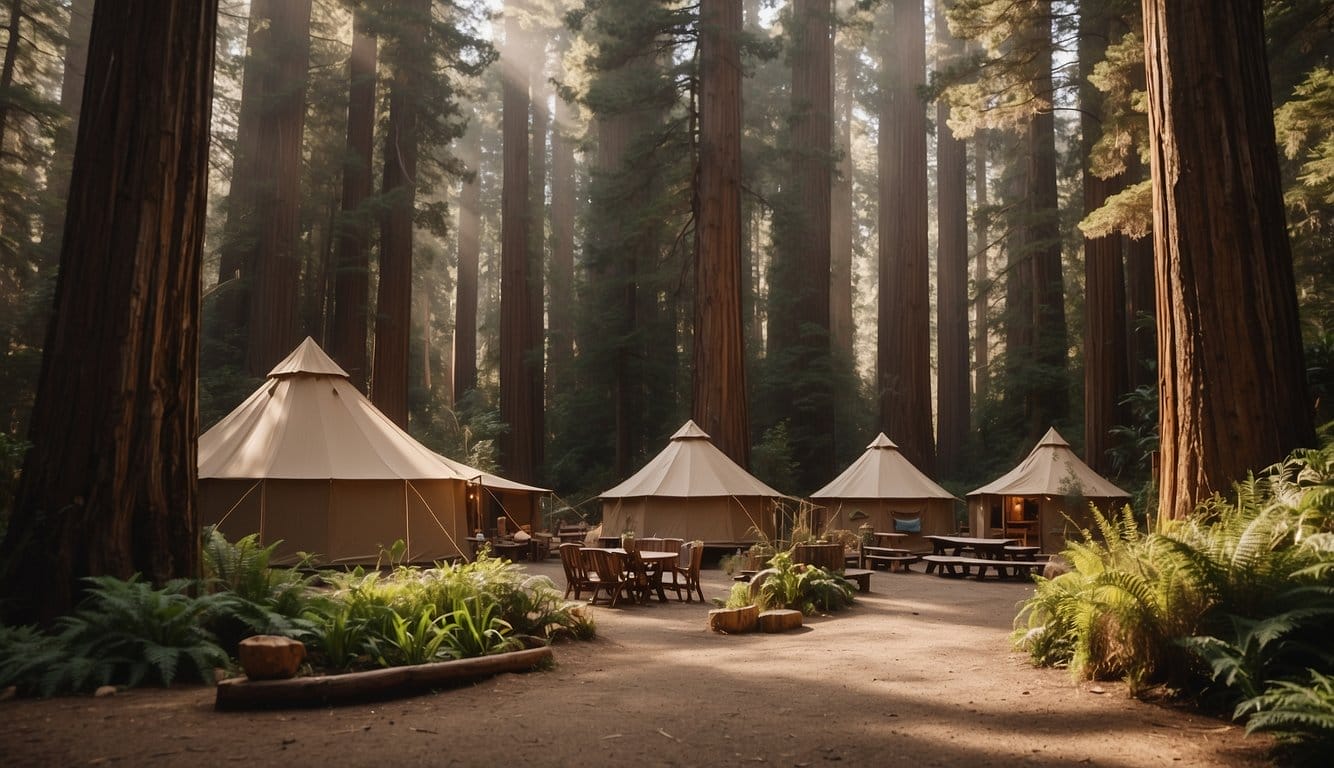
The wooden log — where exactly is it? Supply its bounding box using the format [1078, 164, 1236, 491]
[237, 635, 306, 680]
[758, 609, 803, 633]
[215, 644, 552, 710]
[707, 604, 758, 634]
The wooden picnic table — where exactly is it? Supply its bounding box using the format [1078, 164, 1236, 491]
[600, 548, 678, 603]
[924, 535, 1017, 557]
[871, 531, 908, 546]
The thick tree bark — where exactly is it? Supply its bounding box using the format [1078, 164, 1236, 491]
[1025, 3, 1067, 439]
[693, 0, 750, 467]
[935, 0, 968, 478]
[878, 0, 935, 473]
[0, 0, 216, 625]
[453, 124, 480, 401]
[1142, 0, 1315, 522]
[500, 10, 536, 481]
[1081, 7, 1128, 475]
[244, 0, 312, 376]
[330, 9, 376, 390]
[372, 0, 428, 427]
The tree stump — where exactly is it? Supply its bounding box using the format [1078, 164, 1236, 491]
[238, 635, 306, 680]
[707, 604, 758, 634]
[758, 609, 803, 633]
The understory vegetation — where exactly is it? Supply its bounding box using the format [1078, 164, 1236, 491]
[723, 549, 857, 616]
[1014, 433, 1334, 760]
[0, 530, 594, 697]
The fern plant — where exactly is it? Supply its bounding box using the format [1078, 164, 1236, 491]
[1237, 669, 1334, 753]
[440, 597, 521, 659]
[39, 576, 229, 695]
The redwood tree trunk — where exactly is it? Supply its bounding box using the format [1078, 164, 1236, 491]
[1081, 7, 1128, 474]
[528, 49, 548, 477]
[454, 123, 480, 401]
[1025, 3, 1067, 439]
[548, 69, 576, 390]
[1125, 154, 1156, 392]
[372, 0, 427, 427]
[692, 0, 750, 467]
[769, 0, 833, 490]
[217, 0, 272, 336]
[38, 0, 93, 265]
[499, 9, 536, 481]
[330, 8, 376, 390]
[244, 0, 312, 376]
[878, 0, 935, 472]
[0, 0, 22, 155]
[935, 0, 968, 478]
[829, 39, 854, 364]
[1142, 0, 1315, 522]
[0, 0, 216, 625]
[973, 130, 990, 408]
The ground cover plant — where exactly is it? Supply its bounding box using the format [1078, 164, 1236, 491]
[1014, 435, 1334, 761]
[0, 530, 595, 696]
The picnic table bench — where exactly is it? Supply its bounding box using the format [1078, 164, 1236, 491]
[922, 555, 1046, 581]
[861, 545, 919, 572]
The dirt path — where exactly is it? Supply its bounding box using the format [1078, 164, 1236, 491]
[0, 561, 1273, 767]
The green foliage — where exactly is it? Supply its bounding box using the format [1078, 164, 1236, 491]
[367, 606, 455, 667]
[1238, 669, 1334, 757]
[753, 550, 856, 616]
[1015, 438, 1334, 755]
[722, 581, 758, 610]
[32, 576, 229, 695]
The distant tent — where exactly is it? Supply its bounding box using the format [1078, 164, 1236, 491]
[198, 337, 548, 565]
[966, 427, 1130, 552]
[599, 420, 782, 543]
[810, 433, 960, 550]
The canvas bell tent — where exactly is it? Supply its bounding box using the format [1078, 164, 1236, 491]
[810, 433, 960, 550]
[599, 420, 782, 544]
[198, 338, 547, 565]
[967, 427, 1130, 552]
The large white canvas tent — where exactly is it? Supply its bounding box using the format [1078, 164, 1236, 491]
[199, 338, 548, 565]
[599, 420, 782, 543]
[810, 433, 960, 550]
[967, 427, 1130, 552]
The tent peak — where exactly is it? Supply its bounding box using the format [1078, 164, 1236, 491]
[867, 432, 899, 450]
[267, 337, 350, 379]
[670, 420, 711, 441]
[1037, 427, 1070, 448]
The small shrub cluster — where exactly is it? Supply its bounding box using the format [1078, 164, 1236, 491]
[0, 529, 595, 697]
[1014, 436, 1334, 759]
[724, 550, 855, 615]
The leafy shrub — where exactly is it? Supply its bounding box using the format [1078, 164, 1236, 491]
[1015, 436, 1334, 755]
[753, 550, 855, 616]
[29, 576, 229, 695]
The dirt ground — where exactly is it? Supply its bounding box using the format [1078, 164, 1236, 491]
[0, 559, 1274, 767]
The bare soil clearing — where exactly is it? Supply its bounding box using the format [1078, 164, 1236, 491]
[0, 560, 1273, 767]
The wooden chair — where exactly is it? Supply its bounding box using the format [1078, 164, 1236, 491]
[662, 540, 705, 602]
[586, 549, 634, 607]
[637, 537, 666, 552]
[558, 543, 593, 599]
[662, 537, 685, 557]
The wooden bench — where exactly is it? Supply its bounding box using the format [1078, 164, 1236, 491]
[861, 546, 920, 572]
[839, 568, 873, 593]
[923, 555, 1045, 581]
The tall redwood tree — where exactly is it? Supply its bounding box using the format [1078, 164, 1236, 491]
[1142, 0, 1315, 522]
[0, 0, 217, 624]
[692, 0, 749, 466]
[935, 0, 969, 477]
[878, 0, 935, 472]
[330, 6, 377, 390]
